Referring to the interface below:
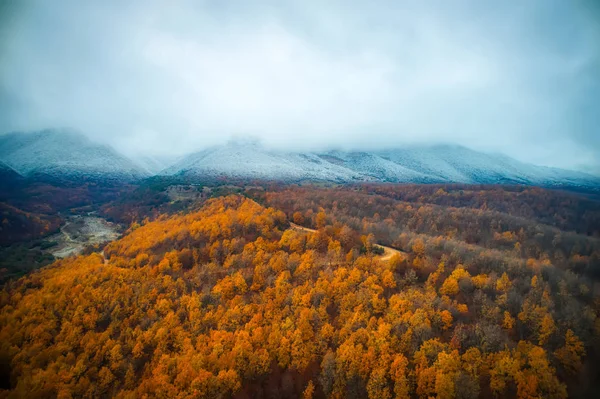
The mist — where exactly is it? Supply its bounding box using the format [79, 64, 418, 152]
[1, 0, 599, 173]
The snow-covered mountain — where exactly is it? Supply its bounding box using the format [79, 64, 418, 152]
[321, 151, 442, 183]
[161, 140, 367, 182]
[0, 130, 148, 181]
[2, 131, 598, 188]
[161, 141, 600, 188]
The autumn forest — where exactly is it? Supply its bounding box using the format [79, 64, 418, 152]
[1, 183, 600, 398]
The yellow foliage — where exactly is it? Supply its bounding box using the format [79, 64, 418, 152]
[0, 194, 590, 398]
[440, 277, 459, 296]
[496, 272, 512, 292]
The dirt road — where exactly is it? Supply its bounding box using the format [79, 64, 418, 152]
[100, 250, 108, 264]
[289, 223, 405, 260]
[46, 215, 120, 259]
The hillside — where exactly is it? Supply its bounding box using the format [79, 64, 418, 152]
[1, 189, 599, 398]
[0, 161, 24, 193]
[0, 161, 22, 179]
[0, 202, 61, 246]
[161, 141, 367, 182]
[2, 131, 598, 190]
[162, 142, 600, 188]
[0, 130, 148, 181]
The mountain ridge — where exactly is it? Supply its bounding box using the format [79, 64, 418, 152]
[161, 141, 600, 188]
[1, 130, 599, 188]
[0, 129, 149, 181]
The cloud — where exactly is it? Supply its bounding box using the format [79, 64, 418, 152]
[1, 0, 599, 173]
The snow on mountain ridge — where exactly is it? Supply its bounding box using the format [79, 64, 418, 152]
[162, 144, 367, 182]
[0, 129, 148, 180]
[321, 151, 440, 183]
[1, 130, 598, 188]
[161, 141, 600, 187]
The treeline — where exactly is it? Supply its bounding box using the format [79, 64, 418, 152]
[1, 192, 599, 398]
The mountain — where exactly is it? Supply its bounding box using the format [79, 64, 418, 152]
[2, 131, 598, 188]
[161, 141, 600, 188]
[130, 154, 182, 175]
[0, 161, 25, 193]
[161, 140, 367, 182]
[320, 151, 440, 183]
[0, 129, 148, 181]
[374, 145, 600, 186]
[0, 160, 23, 182]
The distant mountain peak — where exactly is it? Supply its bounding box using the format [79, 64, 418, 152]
[0, 129, 148, 181]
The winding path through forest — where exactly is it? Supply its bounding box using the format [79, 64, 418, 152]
[289, 222, 405, 260]
[100, 250, 108, 264]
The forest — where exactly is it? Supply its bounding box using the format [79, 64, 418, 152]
[0, 175, 136, 282]
[1, 184, 600, 398]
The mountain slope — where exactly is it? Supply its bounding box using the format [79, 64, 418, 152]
[0, 160, 21, 176]
[130, 154, 181, 175]
[0, 130, 148, 181]
[319, 151, 441, 183]
[3, 130, 597, 188]
[161, 142, 600, 188]
[1, 193, 598, 397]
[0, 202, 62, 246]
[162, 141, 367, 182]
[0, 161, 24, 191]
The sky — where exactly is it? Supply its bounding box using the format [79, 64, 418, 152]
[0, 0, 599, 173]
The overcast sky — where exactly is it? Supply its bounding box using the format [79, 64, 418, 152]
[1, 0, 599, 173]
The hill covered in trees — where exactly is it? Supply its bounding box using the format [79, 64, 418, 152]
[1, 186, 599, 398]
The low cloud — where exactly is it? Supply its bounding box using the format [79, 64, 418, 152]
[1, 0, 599, 173]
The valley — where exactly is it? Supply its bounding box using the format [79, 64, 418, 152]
[44, 214, 120, 258]
[2, 2, 598, 397]
[1, 178, 600, 398]
[1, 130, 600, 399]
[1, 186, 599, 398]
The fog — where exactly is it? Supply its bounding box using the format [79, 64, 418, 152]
[1, 0, 599, 173]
